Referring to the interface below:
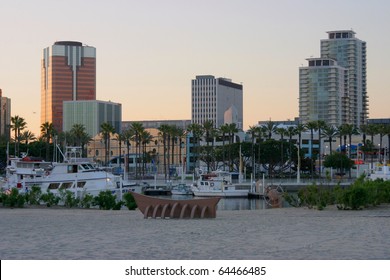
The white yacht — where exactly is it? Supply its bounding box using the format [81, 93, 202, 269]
[191, 171, 249, 197]
[3, 147, 120, 197]
[369, 164, 390, 181]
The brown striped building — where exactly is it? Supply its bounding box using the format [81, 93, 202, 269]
[41, 41, 96, 132]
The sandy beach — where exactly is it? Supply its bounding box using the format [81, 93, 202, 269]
[1, 205, 390, 260]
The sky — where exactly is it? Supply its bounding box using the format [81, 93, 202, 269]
[1, 0, 390, 135]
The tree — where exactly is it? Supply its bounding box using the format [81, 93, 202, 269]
[202, 120, 216, 172]
[316, 120, 327, 177]
[321, 125, 338, 155]
[10, 115, 27, 157]
[129, 122, 144, 179]
[158, 124, 171, 180]
[40, 122, 56, 161]
[122, 128, 134, 178]
[100, 122, 115, 166]
[219, 123, 230, 171]
[262, 120, 278, 140]
[248, 125, 258, 178]
[69, 124, 91, 157]
[226, 123, 239, 171]
[305, 121, 318, 178]
[21, 130, 36, 146]
[187, 123, 204, 174]
[140, 130, 153, 178]
[323, 152, 354, 177]
[276, 127, 288, 175]
[295, 123, 306, 181]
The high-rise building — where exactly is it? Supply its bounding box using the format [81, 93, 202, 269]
[191, 75, 243, 129]
[299, 30, 367, 127]
[321, 30, 367, 127]
[299, 58, 347, 126]
[63, 100, 121, 138]
[41, 41, 96, 133]
[0, 89, 11, 140]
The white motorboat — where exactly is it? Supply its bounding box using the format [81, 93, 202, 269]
[3, 147, 121, 197]
[170, 183, 193, 195]
[191, 171, 249, 197]
[369, 164, 390, 181]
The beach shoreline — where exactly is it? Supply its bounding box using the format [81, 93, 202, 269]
[1, 205, 390, 260]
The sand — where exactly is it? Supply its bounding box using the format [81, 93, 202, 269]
[1, 205, 390, 260]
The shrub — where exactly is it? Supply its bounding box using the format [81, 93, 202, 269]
[123, 192, 137, 210]
[112, 200, 124, 210]
[2, 188, 25, 208]
[343, 184, 369, 210]
[63, 190, 80, 208]
[296, 184, 333, 210]
[93, 190, 117, 210]
[80, 193, 94, 209]
[26, 185, 42, 205]
[40, 190, 60, 207]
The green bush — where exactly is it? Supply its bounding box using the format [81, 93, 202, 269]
[297, 184, 333, 210]
[26, 185, 42, 205]
[342, 184, 369, 210]
[123, 192, 137, 210]
[63, 190, 80, 208]
[92, 190, 117, 210]
[40, 190, 60, 207]
[1, 188, 25, 208]
[286, 179, 390, 211]
[80, 193, 94, 209]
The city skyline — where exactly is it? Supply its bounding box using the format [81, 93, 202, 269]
[1, 0, 389, 135]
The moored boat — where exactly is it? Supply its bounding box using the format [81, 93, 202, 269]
[3, 147, 120, 197]
[369, 164, 390, 181]
[191, 171, 249, 198]
[170, 183, 193, 195]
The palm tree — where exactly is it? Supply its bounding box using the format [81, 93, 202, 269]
[321, 125, 338, 155]
[187, 123, 203, 175]
[21, 130, 36, 146]
[202, 120, 216, 172]
[286, 126, 297, 177]
[140, 130, 153, 178]
[263, 120, 278, 140]
[276, 127, 288, 174]
[377, 124, 387, 163]
[10, 115, 27, 157]
[227, 123, 239, 171]
[100, 122, 115, 166]
[174, 126, 186, 173]
[70, 124, 91, 157]
[365, 124, 379, 167]
[130, 122, 144, 179]
[40, 122, 56, 161]
[114, 132, 124, 170]
[248, 125, 258, 179]
[316, 120, 327, 177]
[219, 123, 230, 171]
[305, 121, 318, 178]
[295, 123, 306, 181]
[122, 128, 134, 177]
[158, 124, 171, 179]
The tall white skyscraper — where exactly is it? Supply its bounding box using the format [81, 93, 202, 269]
[191, 75, 243, 129]
[299, 30, 367, 127]
[321, 30, 367, 127]
[299, 58, 347, 126]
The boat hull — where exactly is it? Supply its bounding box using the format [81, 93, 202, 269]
[192, 189, 249, 198]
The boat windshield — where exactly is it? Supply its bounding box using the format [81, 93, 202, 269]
[80, 164, 95, 171]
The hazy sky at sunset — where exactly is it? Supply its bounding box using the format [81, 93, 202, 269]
[1, 0, 389, 135]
